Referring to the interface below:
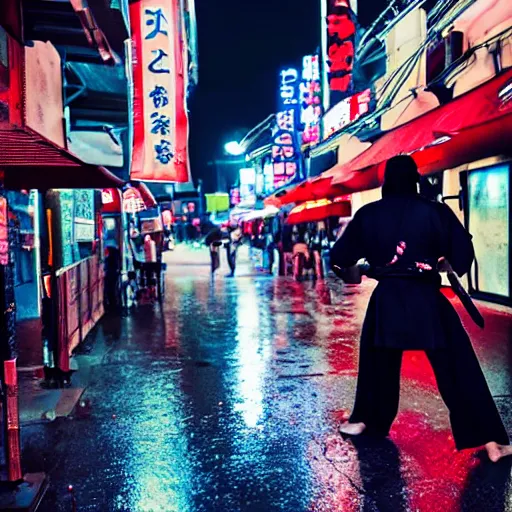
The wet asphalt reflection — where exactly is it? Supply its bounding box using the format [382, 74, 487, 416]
[23, 246, 512, 512]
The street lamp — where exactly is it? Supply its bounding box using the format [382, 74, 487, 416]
[224, 141, 245, 156]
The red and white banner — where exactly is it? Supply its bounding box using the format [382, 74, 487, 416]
[130, 0, 189, 183]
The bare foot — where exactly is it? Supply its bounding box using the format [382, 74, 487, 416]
[486, 442, 512, 462]
[339, 421, 366, 436]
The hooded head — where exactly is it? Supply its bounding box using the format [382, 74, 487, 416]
[382, 155, 420, 197]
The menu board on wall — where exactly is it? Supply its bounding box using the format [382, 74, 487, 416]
[74, 190, 95, 242]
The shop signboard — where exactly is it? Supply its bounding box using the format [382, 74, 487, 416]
[322, 88, 371, 139]
[300, 55, 322, 145]
[239, 167, 256, 205]
[230, 188, 241, 207]
[263, 161, 274, 196]
[101, 188, 123, 214]
[0, 196, 8, 265]
[272, 68, 302, 189]
[325, 0, 356, 107]
[123, 187, 146, 213]
[141, 217, 163, 234]
[130, 0, 189, 182]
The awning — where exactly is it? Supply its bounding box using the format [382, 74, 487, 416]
[265, 176, 348, 208]
[238, 206, 279, 222]
[286, 197, 351, 225]
[0, 127, 124, 190]
[325, 68, 512, 190]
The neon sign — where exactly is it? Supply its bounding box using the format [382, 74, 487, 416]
[326, 0, 356, 106]
[272, 68, 302, 189]
[300, 55, 322, 145]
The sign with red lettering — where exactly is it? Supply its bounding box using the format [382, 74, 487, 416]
[326, 0, 356, 106]
[130, 0, 189, 182]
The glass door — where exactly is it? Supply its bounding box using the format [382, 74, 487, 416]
[466, 164, 510, 302]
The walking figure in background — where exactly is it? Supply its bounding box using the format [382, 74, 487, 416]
[104, 246, 121, 311]
[204, 227, 223, 276]
[226, 225, 243, 277]
[330, 155, 512, 462]
[143, 234, 158, 300]
[292, 231, 312, 281]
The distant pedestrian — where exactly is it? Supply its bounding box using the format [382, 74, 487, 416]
[292, 232, 311, 281]
[204, 227, 223, 275]
[104, 246, 120, 310]
[330, 155, 512, 462]
[226, 226, 243, 277]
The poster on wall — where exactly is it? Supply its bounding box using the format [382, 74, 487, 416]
[74, 190, 95, 242]
[326, 0, 357, 107]
[271, 68, 302, 190]
[130, 0, 189, 182]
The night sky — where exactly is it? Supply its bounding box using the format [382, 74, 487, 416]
[189, 0, 386, 193]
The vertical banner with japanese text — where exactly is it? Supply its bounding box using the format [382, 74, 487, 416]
[0, 196, 8, 265]
[130, 0, 189, 182]
[271, 68, 302, 190]
[326, 0, 356, 107]
[300, 55, 322, 145]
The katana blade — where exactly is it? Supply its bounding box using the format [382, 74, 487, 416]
[447, 270, 485, 329]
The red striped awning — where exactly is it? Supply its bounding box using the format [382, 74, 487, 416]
[0, 127, 124, 190]
[265, 176, 348, 208]
[286, 197, 351, 225]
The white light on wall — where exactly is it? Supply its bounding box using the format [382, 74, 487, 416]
[225, 141, 245, 156]
[239, 167, 256, 185]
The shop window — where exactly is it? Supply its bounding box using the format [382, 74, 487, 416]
[467, 164, 510, 300]
[78, 242, 94, 260]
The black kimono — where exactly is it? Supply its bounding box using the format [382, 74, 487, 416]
[330, 193, 509, 450]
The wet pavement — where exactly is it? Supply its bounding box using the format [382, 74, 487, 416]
[23, 245, 512, 512]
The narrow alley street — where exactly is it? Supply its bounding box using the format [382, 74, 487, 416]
[18, 246, 512, 512]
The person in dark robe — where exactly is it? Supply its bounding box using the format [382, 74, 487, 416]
[330, 154, 512, 462]
[204, 227, 223, 275]
[225, 226, 243, 277]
